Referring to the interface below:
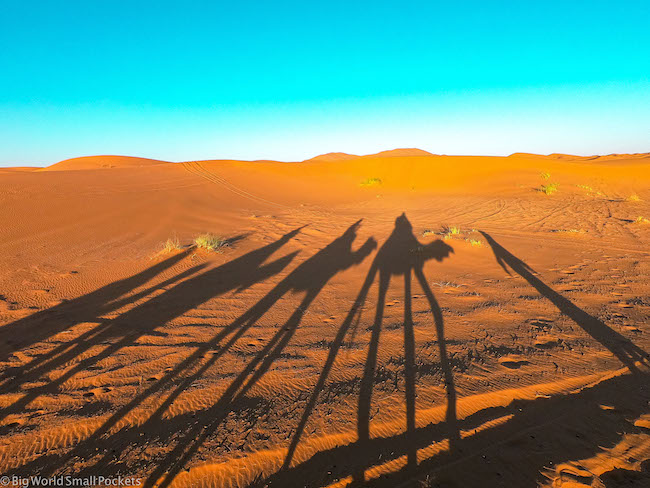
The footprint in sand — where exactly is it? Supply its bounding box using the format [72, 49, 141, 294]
[528, 318, 554, 331]
[83, 386, 113, 397]
[554, 466, 598, 487]
[499, 357, 530, 369]
[622, 325, 641, 333]
[534, 335, 560, 349]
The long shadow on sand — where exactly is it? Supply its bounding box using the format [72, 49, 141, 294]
[0, 248, 202, 366]
[4, 221, 375, 486]
[0, 231, 296, 423]
[4, 221, 649, 488]
[281, 213, 456, 484]
[259, 365, 650, 487]
[256, 228, 650, 488]
[479, 231, 649, 372]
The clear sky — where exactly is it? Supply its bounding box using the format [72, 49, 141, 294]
[1, 0, 649, 166]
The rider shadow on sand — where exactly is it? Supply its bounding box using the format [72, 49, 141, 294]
[282, 213, 456, 484]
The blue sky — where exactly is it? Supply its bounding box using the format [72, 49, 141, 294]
[1, 0, 649, 166]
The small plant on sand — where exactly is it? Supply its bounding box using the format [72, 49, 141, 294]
[432, 280, 463, 288]
[576, 184, 604, 197]
[466, 238, 483, 247]
[440, 225, 461, 240]
[540, 182, 559, 195]
[360, 177, 382, 187]
[194, 233, 228, 252]
[422, 229, 437, 237]
[161, 237, 182, 253]
[634, 216, 649, 224]
[628, 194, 642, 202]
[540, 171, 551, 180]
[554, 228, 586, 235]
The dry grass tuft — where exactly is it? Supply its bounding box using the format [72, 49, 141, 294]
[576, 184, 604, 197]
[360, 177, 382, 187]
[194, 233, 228, 252]
[540, 182, 559, 195]
[554, 229, 586, 235]
[442, 225, 461, 237]
[161, 237, 182, 253]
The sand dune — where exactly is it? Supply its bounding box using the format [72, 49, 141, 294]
[363, 148, 435, 158]
[0, 167, 40, 173]
[305, 152, 360, 162]
[0, 150, 649, 487]
[43, 155, 171, 171]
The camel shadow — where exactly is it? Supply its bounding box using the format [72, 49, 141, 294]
[5, 220, 648, 488]
[5, 221, 376, 486]
[256, 225, 650, 488]
[278, 213, 456, 484]
[0, 230, 298, 424]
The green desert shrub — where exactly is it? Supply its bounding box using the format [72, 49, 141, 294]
[360, 177, 382, 187]
[161, 237, 182, 253]
[540, 182, 559, 195]
[194, 233, 228, 252]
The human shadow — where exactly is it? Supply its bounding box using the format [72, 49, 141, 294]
[0, 229, 300, 424]
[281, 213, 456, 484]
[479, 231, 649, 372]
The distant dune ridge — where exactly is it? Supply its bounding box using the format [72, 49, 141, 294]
[28, 148, 650, 171]
[364, 148, 435, 158]
[508, 152, 650, 161]
[43, 155, 171, 171]
[304, 152, 360, 162]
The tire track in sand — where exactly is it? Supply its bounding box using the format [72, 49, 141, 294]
[182, 161, 289, 209]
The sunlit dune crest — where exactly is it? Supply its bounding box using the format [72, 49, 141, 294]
[43, 155, 171, 171]
[304, 152, 360, 162]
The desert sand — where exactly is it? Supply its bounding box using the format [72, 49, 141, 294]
[1, 150, 649, 487]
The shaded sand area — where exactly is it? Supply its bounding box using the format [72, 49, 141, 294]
[1, 150, 650, 487]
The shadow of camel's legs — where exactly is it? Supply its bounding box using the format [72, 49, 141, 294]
[354, 269, 390, 483]
[404, 269, 417, 470]
[414, 266, 460, 449]
[238, 289, 320, 398]
[282, 263, 379, 469]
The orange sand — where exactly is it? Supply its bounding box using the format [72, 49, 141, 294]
[0, 150, 649, 487]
